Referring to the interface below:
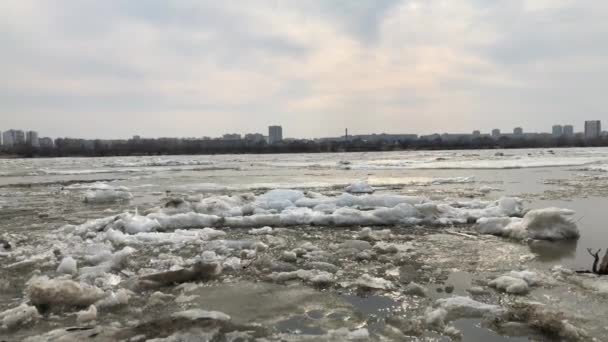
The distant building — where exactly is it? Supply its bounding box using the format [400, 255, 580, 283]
[472, 130, 481, 136]
[132, 135, 141, 141]
[552, 125, 563, 136]
[563, 125, 574, 136]
[26, 131, 39, 147]
[222, 133, 241, 141]
[2, 129, 25, 147]
[39, 137, 54, 148]
[585, 120, 601, 139]
[513, 127, 523, 136]
[491, 129, 501, 138]
[244, 133, 265, 143]
[268, 125, 283, 144]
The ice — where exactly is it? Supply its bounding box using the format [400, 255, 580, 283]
[118, 214, 162, 234]
[95, 289, 131, 308]
[433, 296, 504, 322]
[27, 276, 105, 308]
[345, 180, 374, 194]
[148, 212, 220, 229]
[76, 305, 97, 324]
[355, 274, 394, 290]
[270, 269, 334, 285]
[430, 176, 475, 185]
[489, 276, 530, 294]
[515, 208, 579, 240]
[281, 251, 298, 262]
[327, 328, 370, 340]
[56, 256, 78, 275]
[477, 207, 579, 240]
[476, 217, 517, 235]
[248, 226, 273, 235]
[404, 282, 428, 297]
[358, 227, 392, 241]
[171, 309, 231, 321]
[0, 304, 40, 330]
[84, 189, 133, 204]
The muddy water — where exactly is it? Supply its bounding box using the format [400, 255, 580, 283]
[1, 148, 608, 341]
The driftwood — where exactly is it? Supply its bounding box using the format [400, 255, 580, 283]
[586, 248, 608, 275]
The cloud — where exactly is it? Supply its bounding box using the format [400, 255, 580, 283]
[0, 0, 606, 138]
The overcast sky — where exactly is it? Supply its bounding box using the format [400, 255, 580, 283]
[1, 0, 606, 139]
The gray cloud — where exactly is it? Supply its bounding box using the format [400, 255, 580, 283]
[0, 0, 606, 139]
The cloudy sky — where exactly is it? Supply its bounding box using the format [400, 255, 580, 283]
[1, 0, 606, 139]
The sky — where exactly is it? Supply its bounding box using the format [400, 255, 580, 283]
[1, 0, 607, 139]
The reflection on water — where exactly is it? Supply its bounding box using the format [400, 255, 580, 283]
[528, 239, 578, 262]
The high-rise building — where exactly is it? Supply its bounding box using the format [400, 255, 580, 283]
[2, 129, 25, 147]
[585, 120, 601, 139]
[222, 133, 241, 140]
[513, 127, 523, 135]
[268, 125, 283, 144]
[26, 131, 39, 147]
[491, 129, 501, 138]
[563, 125, 574, 136]
[39, 137, 54, 148]
[552, 125, 563, 136]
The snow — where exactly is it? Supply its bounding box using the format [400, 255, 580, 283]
[345, 180, 374, 194]
[477, 207, 579, 240]
[27, 276, 105, 308]
[171, 309, 231, 321]
[0, 304, 40, 330]
[56, 256, 77, 275]
[76, 305, 97, 324]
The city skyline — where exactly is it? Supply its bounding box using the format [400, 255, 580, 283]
[1, 1, 607, 138]
[0, 120, 602, 143]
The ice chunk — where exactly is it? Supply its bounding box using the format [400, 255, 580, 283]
[355, 274, 394, 290]
[435, 296, 504, 321]
[269, 269, 334, 285]
[516, 208, 579, 240]
[248, 226, 273, 235]
[0, 304, 40, 329]
[358, 227, 392, 241]
[325, 328, 370, 340]
[27, 276, 105, 308]
[476, 217, 517, 235]
[84, 189, 133, 204]
[489, 276, 530, 294]
[95, 289, 131, 308]
[148, 212, 220, 230]
[171, 309, 230, 321]
[477, 207, 579, 240]
[56, 256, 78, 275]
[345, 180, 374, 194]
[425, 308, 447, 327]
[76, 305, 97, 324]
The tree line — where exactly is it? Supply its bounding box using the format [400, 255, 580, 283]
[2, 135, 608, 158]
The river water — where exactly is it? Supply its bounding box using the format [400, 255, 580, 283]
[1, 148, 608, 341]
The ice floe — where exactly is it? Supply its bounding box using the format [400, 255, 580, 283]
[477, 207, 579, 240]
[345, 180, 374, 194]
